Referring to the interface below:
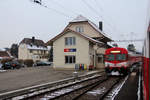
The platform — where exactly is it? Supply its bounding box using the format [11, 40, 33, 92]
[114, 67, 140, 100]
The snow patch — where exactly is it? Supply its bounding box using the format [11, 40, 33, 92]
[70, 15, 111, 39]
[110, 76, 128, 100]
[0, 70, 6, 72]
[137, 69, 141, 100]
[27, 45, 48, 50]
[111, 71, 120, 76]
[131, 72, 136, 76]
[87, 87, 105, 96]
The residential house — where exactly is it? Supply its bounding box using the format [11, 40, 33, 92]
[18, 37, 49, 62]
[0, 49, 12, 68]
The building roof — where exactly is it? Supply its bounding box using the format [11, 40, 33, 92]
[70, 15, 112, 41]
[0, 51, 11, 58]
[20, 37, 47, 47]
[47, 28, 104, 46]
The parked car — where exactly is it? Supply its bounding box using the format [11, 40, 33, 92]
[2, 61, 21, 69]
[35, 61, 52, 66]
[0, 63, 2, 69]
[2, 62, 13, 69]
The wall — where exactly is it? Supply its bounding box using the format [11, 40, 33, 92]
[68, 22, 102, 38]
[96, 47, 106, 69]
[19, 44, 48, 62]
[53, 31, 90, 70]
[18, 44, 29, 60]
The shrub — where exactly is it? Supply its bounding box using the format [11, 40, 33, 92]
[17, 59, 24, 64]
[1, 59, 12, 64]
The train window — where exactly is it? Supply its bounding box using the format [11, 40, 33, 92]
[105, 54, 115, 61]
[116, 54, 126, 61]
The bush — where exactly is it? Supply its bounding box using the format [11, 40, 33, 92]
[23, 59, 34, 67]
[17, 59, 24, 64]
[1, 59, 12, 64]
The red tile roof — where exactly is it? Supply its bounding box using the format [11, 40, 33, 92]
[0, 51, 10, 58]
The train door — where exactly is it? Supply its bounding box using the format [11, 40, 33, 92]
[148, 27, 150, 100]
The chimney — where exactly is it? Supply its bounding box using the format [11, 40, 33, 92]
[32, 36, 35, 43]
[99, 21, 103, 31]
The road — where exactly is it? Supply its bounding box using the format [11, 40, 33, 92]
[0, 66, 89, 93]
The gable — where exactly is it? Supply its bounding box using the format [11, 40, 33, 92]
[67, 22, 103, 38]
[47, 29, 104, 46]
[54, 31, 89, 46]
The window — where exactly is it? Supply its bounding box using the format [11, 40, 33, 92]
[65, 37, 76, 46]
[76, 26, 84, 33]
[30, 50, 33, 53]
[97, 54, 104, 63]
[65, 56, 76, 64]
[116, 54, 126, 61]
[44, 50, 46, 54]
[105, 54, 115, 61]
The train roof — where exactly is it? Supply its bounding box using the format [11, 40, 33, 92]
[105, 47, 128, 54]
[128, 51, 142, 57]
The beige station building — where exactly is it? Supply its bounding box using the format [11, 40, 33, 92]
[47, 15, 112, 70]
[18, 37, 49, 62]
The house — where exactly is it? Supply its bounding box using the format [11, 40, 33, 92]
[0, 49, 12, 66]
[47, 15, 112, 70]
[18, 37, 49, 62]
[0, 50, 11, 60]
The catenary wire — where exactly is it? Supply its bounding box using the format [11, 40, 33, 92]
[30, 0, 74, 19]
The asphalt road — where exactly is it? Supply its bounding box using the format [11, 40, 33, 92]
[0, 66, 89, 93]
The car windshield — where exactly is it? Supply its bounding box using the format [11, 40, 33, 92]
[105, 54, 115, 61]
[116, 54, 126, 61]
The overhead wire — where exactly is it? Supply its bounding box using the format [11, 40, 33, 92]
[81, 0, 111, 32]
[81, 0, 118, 34]
[30, 0, 74, 19]
[82, 0, 100, 16]
[93, 0, 120, 34]
[94, 0, 115, 26]
[47, 0, 79, 16]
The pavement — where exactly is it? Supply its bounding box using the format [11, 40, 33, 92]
[0, 66, 101, 94]
[114, 67, 140, 100]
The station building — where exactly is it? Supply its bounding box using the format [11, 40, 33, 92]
[47, 15, 112, 70]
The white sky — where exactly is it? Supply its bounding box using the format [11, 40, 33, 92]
[0, 0, 149, 51]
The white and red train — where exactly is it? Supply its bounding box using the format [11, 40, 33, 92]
[104, 47, 142, 75]
[142, 22, 149, 100]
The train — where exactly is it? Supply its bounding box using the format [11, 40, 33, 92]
[142, 22, 149, 100]
[104, 47, 142, 76]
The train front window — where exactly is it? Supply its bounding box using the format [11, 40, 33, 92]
[116, 54, 126, 61]
[106, 54, 115, 61]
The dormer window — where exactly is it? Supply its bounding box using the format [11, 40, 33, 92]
[76, 26, 84, 33]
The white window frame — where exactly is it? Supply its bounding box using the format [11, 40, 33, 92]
[65, 37, 76, 46]
[65, 55, 76, 64]
[76, 26, 84, 33]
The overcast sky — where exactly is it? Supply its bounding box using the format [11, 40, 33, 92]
[0, 0, 149, 51]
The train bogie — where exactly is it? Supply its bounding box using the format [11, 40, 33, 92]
[105, 67, 130, 76]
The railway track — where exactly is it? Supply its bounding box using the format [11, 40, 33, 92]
[1, 70, 128, 100]
[20, 76, 123, 100]
[12, 74, 106, 100]
[0, 71, 105, 100]
[55, 77, 122, 100]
